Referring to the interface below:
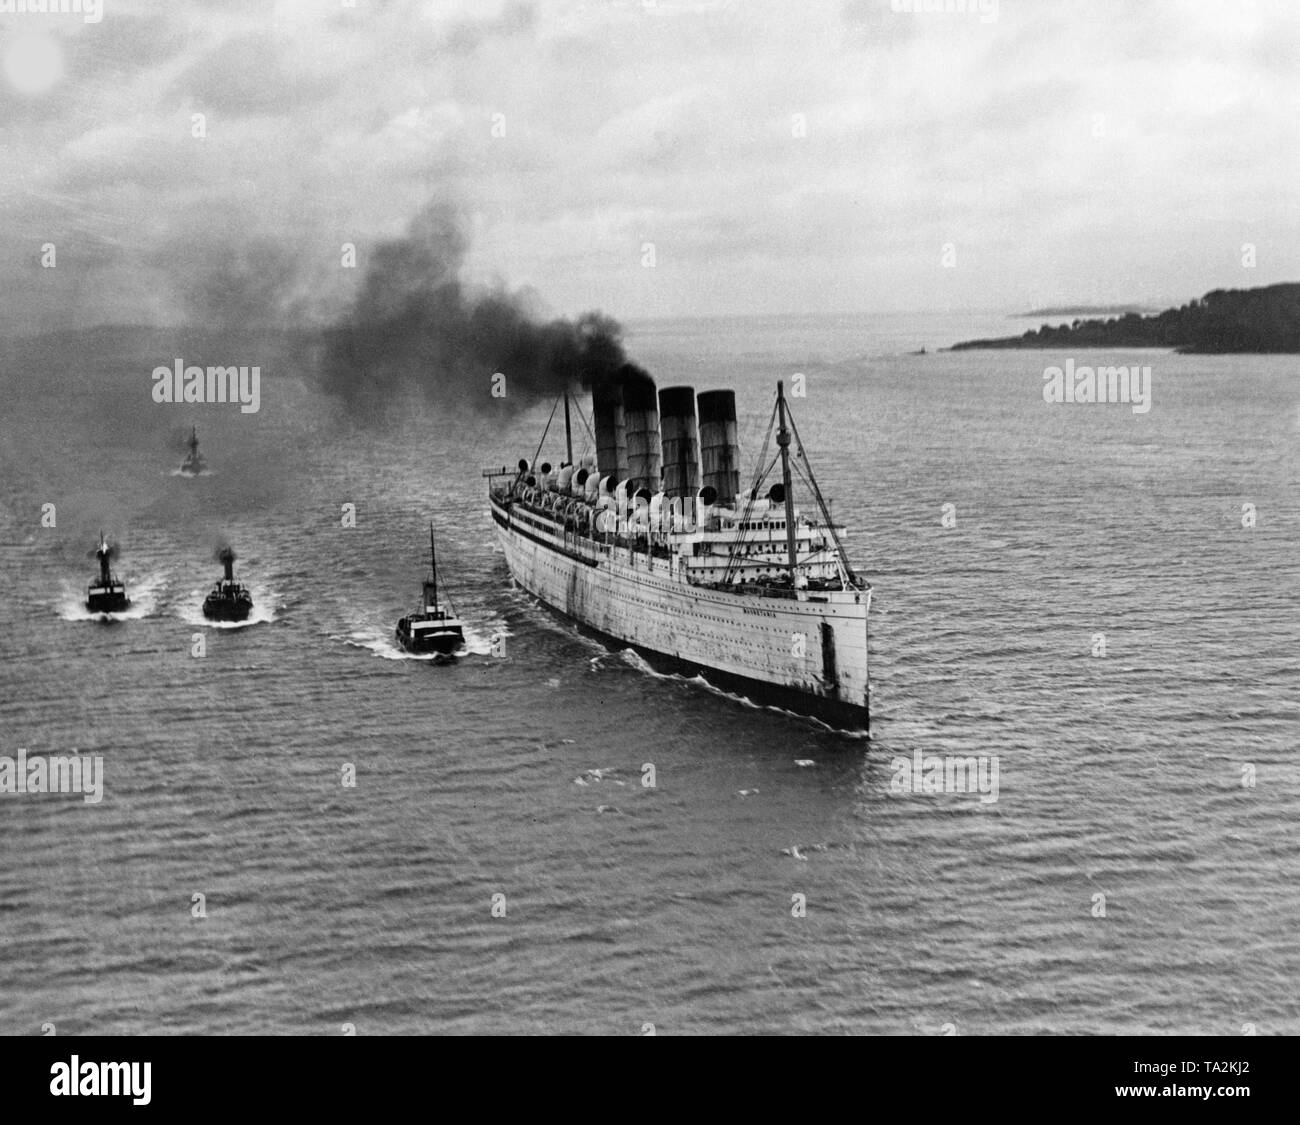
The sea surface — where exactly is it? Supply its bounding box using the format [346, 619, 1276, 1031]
[1, 311, 1297, 1034]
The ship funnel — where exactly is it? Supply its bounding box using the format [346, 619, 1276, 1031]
[621, 366, 661, 493]
[218, 546, 236, 582]
[592, 380, 628, 484]
[658, 385, 701, 500]
[90, 534, 120, 583]
[697, 390, 740, 506]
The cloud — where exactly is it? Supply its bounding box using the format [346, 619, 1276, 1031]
[166, 32, 337, 116]
[0, 0, 1296, 334]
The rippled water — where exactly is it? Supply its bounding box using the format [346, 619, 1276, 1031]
[1, 314, 1297, 1034]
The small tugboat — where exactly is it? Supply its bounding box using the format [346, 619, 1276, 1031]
[202, 546, 253, 622]
[395, 525, 465, 656]
[86, 534, 130, 614]
[179, 426, 206, 475]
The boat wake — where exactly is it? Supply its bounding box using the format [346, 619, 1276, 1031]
[615, 649, 869, 738]
[168, 468, 214, 477]
[57, 571, 167, 622]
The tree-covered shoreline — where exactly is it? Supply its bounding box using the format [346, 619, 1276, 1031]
[952, 284, 1300, 353]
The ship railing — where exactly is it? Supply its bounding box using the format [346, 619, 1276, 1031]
[692, 574, 858, 598]
[689, 578, 799, 599]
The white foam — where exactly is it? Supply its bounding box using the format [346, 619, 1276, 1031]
[177, 585, 277, 630]
[57, 570, 167, 623]
[341, 619, 503, 661]
[615, 649, 870, 737]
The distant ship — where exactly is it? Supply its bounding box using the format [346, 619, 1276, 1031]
[179, 426, 206, 475]
[86, 534, 130, 614]
[202, 547, 253, 621]
[396, 524, 465, 656]
[486, 374, 872, 729]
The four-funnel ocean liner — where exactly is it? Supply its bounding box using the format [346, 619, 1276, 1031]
[486, 373, 872, 729]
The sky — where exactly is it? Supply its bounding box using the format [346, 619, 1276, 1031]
[0, 0, 1297, 332]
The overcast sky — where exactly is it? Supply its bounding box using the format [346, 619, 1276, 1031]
[1, 0, 1296, 332]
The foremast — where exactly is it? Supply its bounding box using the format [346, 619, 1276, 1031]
[776, 380, 799, 580]
[423, 523, 439, 612]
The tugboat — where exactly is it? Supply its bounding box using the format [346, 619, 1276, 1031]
[395, 525, 465, 656]
[202, 546, 253, 622]
[86, 534, 130, 614]
[179, 426, 206, 475]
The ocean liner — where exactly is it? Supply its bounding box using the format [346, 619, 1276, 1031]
[486, 372, 872, 729]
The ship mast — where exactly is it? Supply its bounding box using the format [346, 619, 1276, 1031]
[782, 406, 858, 587]
[426, 523, 438, 611]
[776, 381, 798, 578]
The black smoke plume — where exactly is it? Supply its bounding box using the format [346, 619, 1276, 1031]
[319, 202, 630, 419]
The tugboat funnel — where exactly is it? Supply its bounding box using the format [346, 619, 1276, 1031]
[93, 534, 117, 583]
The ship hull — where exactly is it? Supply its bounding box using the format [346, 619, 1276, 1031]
[395, 623, 465, 656]
[491, 497, 870, 731]
[540, 604, 870, 729]
[203, 598, 252, 622]
[86, 594, 130, 614]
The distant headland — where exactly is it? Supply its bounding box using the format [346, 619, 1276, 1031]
[1014, 304, 1159, 318]
[952, 283, 1300, 353]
